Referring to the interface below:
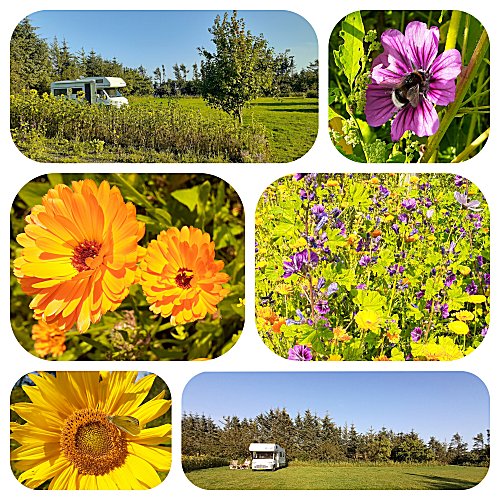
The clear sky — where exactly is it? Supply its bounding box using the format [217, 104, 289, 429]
[25, 10, 317, 77]
[182, 372, 489, 446]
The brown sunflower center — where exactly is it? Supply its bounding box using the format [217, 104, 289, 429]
[175, 267, 194, 289]
[60, 409, 128, 476]
[71, 241, 102, 272]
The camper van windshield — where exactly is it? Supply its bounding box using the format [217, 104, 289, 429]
[253, 452, 274, 459]
[105, 88, 122, 97]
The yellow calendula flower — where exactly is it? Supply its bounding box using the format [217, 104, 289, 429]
[455, 310, 474, 322]
[140, 226, 230, 325]
[409, 176, 419, 184]
[384, 215, 394, 222]
[467, 295, 487, 304]
[411, 337, 464, 361]
[10, 371, 171, 490]
[14, 180, 145, 333]
[355, 310, 382, 332]
[326, 179, 340, 187]
[369, 177, 380, 185]
[448, 320, 469, 335]
[427, 235, 436, 242]
[328, 354, 343, 361]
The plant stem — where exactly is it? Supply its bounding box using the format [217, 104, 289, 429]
[451, 128, 490, 162]
[445, 11, 461, 51]
[421, 29, 489, 163]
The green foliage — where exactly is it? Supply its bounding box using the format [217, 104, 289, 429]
[199, 11, 277, 123]
[10, 91, 270, 162]
[182, 456, 229, 473]
[10, 174, 244, 361]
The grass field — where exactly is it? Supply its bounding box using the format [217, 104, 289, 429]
[133, 96, 318, 163]
[185, 464, 488, 490]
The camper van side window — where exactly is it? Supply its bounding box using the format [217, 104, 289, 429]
[53, 89, 66, 96]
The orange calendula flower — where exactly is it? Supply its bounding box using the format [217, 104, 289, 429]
[140, 226, 230, 325]
[31, 320, 67, 358]
[14, 180, 145, 333]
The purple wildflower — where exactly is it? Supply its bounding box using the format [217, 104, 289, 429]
[426, 209, 434, 219]
[398, 213, 409, 224]
[282, 249, 319, 278]
[365, 21, 461, 141]
[454, 191, 481, 211]
[401, 198, 417, 210]
[356, 283, 367, 290]
[481, 327, 488, 337]
[454, 175, 465, 187]
[444, 273, 456, 287]
[314, 300, 330, 315]
[415, 290, 424, 299]
[440, 303, 449, 319]
[359, 255, 372, 267]
[465, 280, 478, 295]
[411, 327, 423, 342]
[312, 204, 326, 217]
[379, 185, 390, 198]
[391, 223, 400, 234]
[326, 282, 339, 296]
[288, 345, 313, 361]
[293, 173, 305, 181]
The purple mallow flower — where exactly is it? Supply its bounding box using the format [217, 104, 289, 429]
[465, 280, 478, 295]
[411, 327, 423, 342]
[314, 300, 330, 315]
[401, 198, 417, 210]
[288, 345, 313, 361]
[283, 249, 319, 278]
[365, 21, 461, 141]
[359, 255, 372, 267]
[444, 273, 456, 287]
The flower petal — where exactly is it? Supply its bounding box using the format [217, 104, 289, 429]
[391, 98, 439, 140]
[365, 83, 398, 127]
[379, 28, 413, 75]
[405, 21, 439, 70]
[431, 49, 462, 81]
[427, 78, 457, 106]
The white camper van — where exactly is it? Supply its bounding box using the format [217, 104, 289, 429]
[249, 443, 286, 471]
[50, 77, 128, 107]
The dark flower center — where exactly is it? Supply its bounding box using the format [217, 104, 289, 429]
[175, 268, 194, 289]
[72, 241, 102, 272]
[60, 409, 128, 476]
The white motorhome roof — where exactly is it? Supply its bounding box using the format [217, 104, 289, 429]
[249, 443, 280, 452]
[51, 77, 126, 88]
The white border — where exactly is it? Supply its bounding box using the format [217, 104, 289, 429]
[1, 1, 498, 498]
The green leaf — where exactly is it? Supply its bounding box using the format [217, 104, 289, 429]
[17, 181, 49, 208]
[353, 290, 387, 312]
[348, 182, 371, 208]
[334, 11, 365, 89]
[171, 185, 201, 211]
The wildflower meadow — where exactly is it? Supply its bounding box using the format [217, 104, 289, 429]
[255, 174, 489, 361]
[329, 11, 489, 163]
[10, 173, 244, 361]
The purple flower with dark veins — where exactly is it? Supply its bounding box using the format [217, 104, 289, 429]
[365, 21, 461, 141]
[282, 249, 319, 278]
[359, 255, 372, 267]
[293, 173, 305, 181]
[465, 280, 478, 295]
[444, 273, 456, 287]
[401, 198, 417, 210]
[411, 327, 423, 342]
[314, 300, 330, 315]
[326, 282, 339, 296]
[440, 303, 449, 319]
[356, 283, 367, 290]
[379, 185, 390, 198]
[288, 345, 313, 361]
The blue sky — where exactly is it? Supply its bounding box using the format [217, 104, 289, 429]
[182, 372, 489, 445]
[25, 10, 317, 77]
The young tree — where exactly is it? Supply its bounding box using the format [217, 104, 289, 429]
[198, 10, 276, 124]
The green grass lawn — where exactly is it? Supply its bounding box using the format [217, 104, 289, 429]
[185, 464, 488, 490]
[133, 96, 318, 162]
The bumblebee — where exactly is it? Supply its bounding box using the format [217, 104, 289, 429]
[392, 70, 427, 109]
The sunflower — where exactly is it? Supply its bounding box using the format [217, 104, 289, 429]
[10, 371, 171, 490]
[31, 319, 67, 358]
[14, 179, 145, 333]
[140, 226, 230, 325]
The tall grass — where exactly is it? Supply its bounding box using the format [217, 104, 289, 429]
[11, 90, 270, 162]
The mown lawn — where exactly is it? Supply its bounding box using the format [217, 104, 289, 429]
[133, 96, 318, 162]
[185, 464, 488, 490]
